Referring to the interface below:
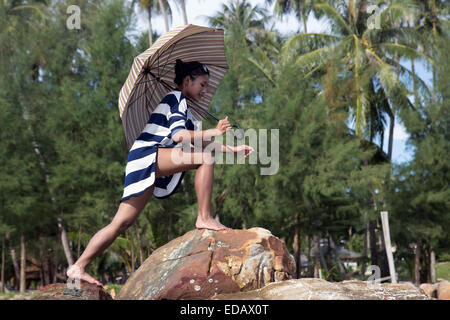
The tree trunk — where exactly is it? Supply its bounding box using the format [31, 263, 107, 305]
[158, 0, 169, 32]
[414, 238, 421, 286]
[38, 235, 51, 286]
[134, 223, 144, 266]
[307, 234, 312, 277]
[147, 6, 153, 47]
[1, 235, 5, 293]
[129, 230, 135, 273]
[293, 213, 302, 279]
[313, 235, 320, 278]
[421, 245, 430, 284]
[58, 217, 74, 266]
[18, 90, 74, 267]
[6, 233, 20, 290]
[369, 220, 378, 268]
[180, 0, 188, 25]
[20, 233, 26, 292]
[361, 215, 369, 280]
[387, 108, 394, 161]
[77, 223, 82, 259]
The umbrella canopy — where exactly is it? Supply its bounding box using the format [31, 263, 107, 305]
[118, 24, 229, 150]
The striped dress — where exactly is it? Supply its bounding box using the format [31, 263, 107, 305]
[120, 90, 197, 203]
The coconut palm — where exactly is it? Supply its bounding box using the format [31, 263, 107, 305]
[134, 0, 172, 46]
[156, 0, 172, 32]
[274, 0, 432, 161]
[265, 0, 317, 33]
[171, 0, 188, 25]
[413, 0, 448, 102]
[207, 0, 270, 108]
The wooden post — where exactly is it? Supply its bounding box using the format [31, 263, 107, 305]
[380, 211, 397, 283]
[430, 250, 436, 283]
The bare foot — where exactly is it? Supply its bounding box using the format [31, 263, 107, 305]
[195, 216, 232, 231]
[66, 264, 103, 287]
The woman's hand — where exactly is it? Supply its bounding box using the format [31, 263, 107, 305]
[215, 116, 232, 136]
[234, 145, 254, 158]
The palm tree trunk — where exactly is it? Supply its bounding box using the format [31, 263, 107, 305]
[147, 6, 153, 47]
[180, 0, 188, 25]
[20, 232, 26, 292]
[158, 0, 169, 32]
[387, 108, 394, 161]
[411, 58, 418, 108]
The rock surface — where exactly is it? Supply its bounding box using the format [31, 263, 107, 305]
[437, 280, 450, 300]
[420, 280, 450, 300]
[212, 278, 431, 300]
[116, 228, 295, 300]
[32, 282, 113, 300]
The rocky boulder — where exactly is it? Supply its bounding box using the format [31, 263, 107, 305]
[212, 278, 431, 300]
[116, 227, 295, 300]
[32, 283, 113, 300]
[420, 280, 450, 300]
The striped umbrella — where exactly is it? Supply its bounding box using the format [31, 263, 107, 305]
[118, 24, 229, 150]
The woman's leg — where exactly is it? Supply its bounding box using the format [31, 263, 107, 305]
[156, 147, 230, 230]
[67, 186, 154, 286]
[67, 147, 228, 286]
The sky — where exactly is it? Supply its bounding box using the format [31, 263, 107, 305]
[130, 0, 432, 165]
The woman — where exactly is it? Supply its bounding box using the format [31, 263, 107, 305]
[66, 59, 254, 286]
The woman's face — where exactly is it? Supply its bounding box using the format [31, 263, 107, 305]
[182, 74, 210, 102]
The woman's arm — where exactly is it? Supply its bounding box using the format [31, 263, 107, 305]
[202, 140, 235, 153]
[172, 129, 220, 144]
[172, 116, 232, 144]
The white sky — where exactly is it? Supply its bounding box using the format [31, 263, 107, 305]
[131, 0, 415, 163]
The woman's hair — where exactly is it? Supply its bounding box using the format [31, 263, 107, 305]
[174, 59, 210, 87]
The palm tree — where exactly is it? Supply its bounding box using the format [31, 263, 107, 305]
[172, 0, 188, 25]
[156, 0, 172, 32]
[265, 0, 317, 33]
[135, 0, 172, 46]
[207, 0, 269, 109]
[276, 0, 432, 160]
[414, 0, 447, 102]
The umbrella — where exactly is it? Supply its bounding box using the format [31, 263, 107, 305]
[118, 24, 243, 150]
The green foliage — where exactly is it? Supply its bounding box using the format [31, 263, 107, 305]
[0, 0, 447, 288]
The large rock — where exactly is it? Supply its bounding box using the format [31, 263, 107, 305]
[32, 283, 113, 300]
[116, 228, 295, 300]
[419, 280, 450, 300]
[437, 280, 450, 300]
[212, 278, 431, 300]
